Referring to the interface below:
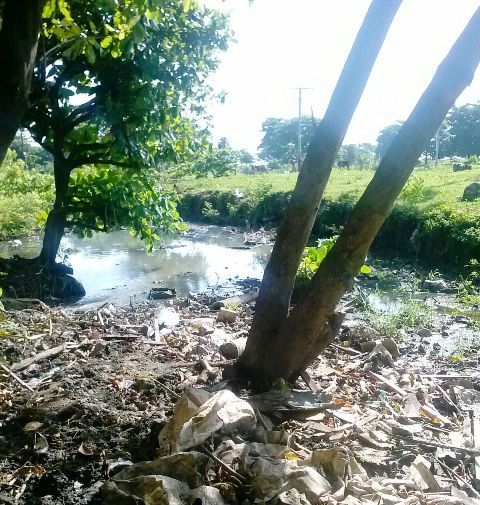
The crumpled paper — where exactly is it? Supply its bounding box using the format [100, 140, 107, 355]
[158, 388, 256, 453]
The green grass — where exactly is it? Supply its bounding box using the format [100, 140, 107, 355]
[177, 162, 480, 269]
[178, 162, 480, 213]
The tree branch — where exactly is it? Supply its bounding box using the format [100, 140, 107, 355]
[68, 141, 110, 161]
[65, 98, 96, 123]
[70, 156, 135, 169]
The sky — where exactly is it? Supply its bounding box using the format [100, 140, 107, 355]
[202, 0, 480, 154]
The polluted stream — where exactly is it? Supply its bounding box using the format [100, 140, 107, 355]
[0, 223, 478, 355]
[0, 224, 272, 306]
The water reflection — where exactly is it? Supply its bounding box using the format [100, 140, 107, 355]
[0, 225, 271, 305]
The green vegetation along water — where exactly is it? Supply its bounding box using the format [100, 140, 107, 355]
[177, 163, 480, 270]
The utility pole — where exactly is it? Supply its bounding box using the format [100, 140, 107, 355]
[435, 125, 440, 166]
[293, 87, 313, 171]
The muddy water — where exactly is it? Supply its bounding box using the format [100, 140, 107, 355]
[0, 225, 271, 305]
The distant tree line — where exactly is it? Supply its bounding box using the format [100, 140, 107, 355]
[258, 102, 480, 170]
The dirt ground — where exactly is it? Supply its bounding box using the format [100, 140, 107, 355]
[0, 287, 479, 504]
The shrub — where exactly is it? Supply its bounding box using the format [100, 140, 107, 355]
[0, 150, 54, 239]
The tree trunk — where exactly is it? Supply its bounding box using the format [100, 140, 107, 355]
[0, 0, 45, 164]
[246, 6, 480, 384]
[39, 157, 71, 265]
[39, 209, 67, 265]
[237, 0, 401, 378]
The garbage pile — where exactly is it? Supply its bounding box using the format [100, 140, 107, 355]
[102, 360, 480, 504]
[0, 293, 479, 504]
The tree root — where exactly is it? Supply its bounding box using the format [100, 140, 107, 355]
[0, 256, 85, 301]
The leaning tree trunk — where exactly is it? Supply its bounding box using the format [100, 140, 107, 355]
[237, 0, 401, 377]
[245, 6, 480, 384]
[38, 157, 71, 265]
[0, 0, 45, 164]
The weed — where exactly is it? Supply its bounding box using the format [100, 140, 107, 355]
[399, 176, 436, 205]
[364, 297, 433, 335]
[201, 201, 220, 221]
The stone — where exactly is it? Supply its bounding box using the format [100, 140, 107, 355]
[423, 279, 448, 292]
[417, 328, 432, 339]
[463, 182, 480, 201]
[189, 317, 215, 335]
[360, 341, 376, 353]
[453, 162, 472, 172]
[360, 337, 399, 358]
[216, 308, 237, 324]
[381, 337, 400, 359]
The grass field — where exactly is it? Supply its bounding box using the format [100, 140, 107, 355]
[178, 162, 480, 213]
[177, 162, 480, 269]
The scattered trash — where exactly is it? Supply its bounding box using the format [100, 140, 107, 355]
[33, 433, 49, 454]
[423, 278, 449, 292]
[0, 281, 479, 504]
[78, 442, 94, 456]
[158, 388, 256, 453]
[149, 287, 176, 300]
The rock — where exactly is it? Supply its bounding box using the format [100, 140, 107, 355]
[360, 341, 376, 353]
[423, 279, 448, 292]
[381, 337, 400, 359]
[417, 328, 432, 339]
[360, 337, 399, 359]
[453, 162, 472, 172]
[341, 321, 379, 343]
[462, 181, 480, 201]
[417, 344, 427, 354]
[366, 343, 395, 367]
[216, 308, 237, 324]
[149, 287, 176, 300]
[189, 317, 215, 335]
[89, 340, 108, 358]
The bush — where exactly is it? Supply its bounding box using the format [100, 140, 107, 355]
[399, 176, 436, 205]
[0, 150, 54, 239]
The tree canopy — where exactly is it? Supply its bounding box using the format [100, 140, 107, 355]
[337, 143, 376, 168]
[444, 102, 480, 156]
[23, 0, 231, 265]
[375, 121, 403, 159]
[28, 0, 230, 170]
[258, 117, 317, 166]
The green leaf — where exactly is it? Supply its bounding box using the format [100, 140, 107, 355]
[58, 0, 73, 22]
[360, 265, 372, 275]
[43, 0, 56, 19]
[100, 36, 113, 49]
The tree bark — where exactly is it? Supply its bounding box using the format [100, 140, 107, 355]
[39, 156, 71, 265]
[237, 0, 401, 378]
[258, 6, 480, 383]
[0, 0, 45, 164]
